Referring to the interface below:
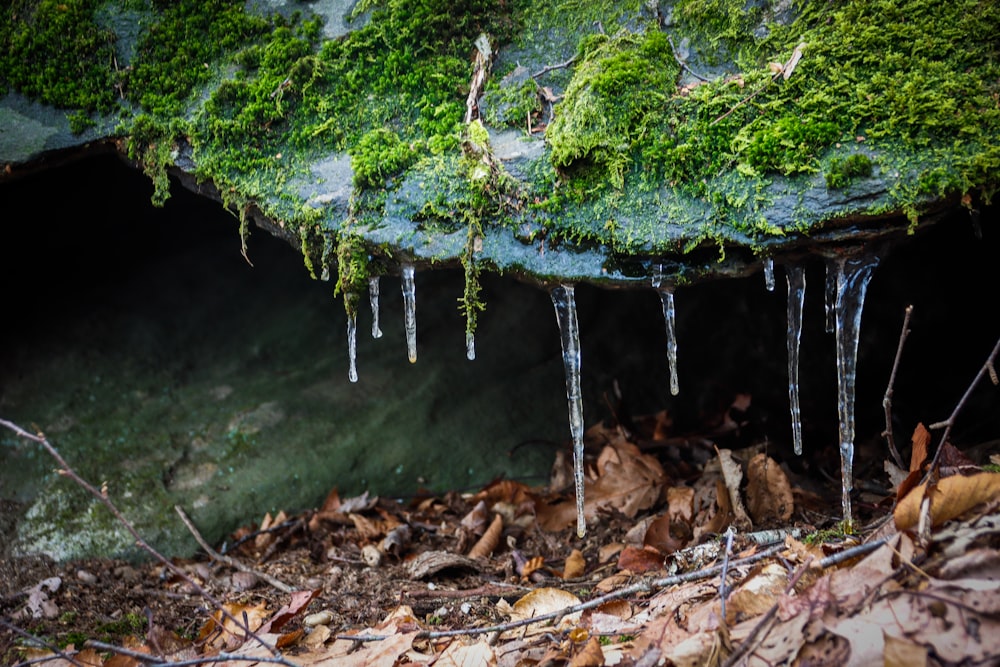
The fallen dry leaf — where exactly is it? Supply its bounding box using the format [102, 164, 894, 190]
[617, 545, 665, 573]
[197, 600, 269, 652]
[506, 587, 581, 634]
[716, 448, 752, 529]
[467, 513, 503, 559]
[536, 441, 666, 532]
[568, 636, 604, 667]
[563, 549, 586, 579]
[433, 638, 497, 666]
[894, 472, 1000, 530]
[745, 453, 794, 524]
[260, 588, 321, 634]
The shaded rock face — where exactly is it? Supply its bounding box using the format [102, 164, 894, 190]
[1, 153, 998, 562]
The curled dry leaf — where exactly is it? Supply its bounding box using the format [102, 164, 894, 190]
[509, 587, 582, 629]
[405, 550, 482, 580]
[895, 472, 1000, 530]
[716, 448, 752, 529]
[537, 441, 666, 532]
[467, 513, 503, 559]
[562, 549, 586, 579]
[745, 453, 794, 524]
[568, 636, 605, 667]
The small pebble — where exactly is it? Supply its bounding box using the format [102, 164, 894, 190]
[230, 571, 259, 592]
[303, 610, 335, 627]
[77, 570, 98, 584]
[361, 544, 381, 567]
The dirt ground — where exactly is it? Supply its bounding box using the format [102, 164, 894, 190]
[2, 401, 999, 666]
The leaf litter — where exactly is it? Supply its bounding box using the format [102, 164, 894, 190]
[2, 393, 1000, 667]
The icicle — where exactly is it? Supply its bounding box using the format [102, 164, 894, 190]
[828, 251, 880, 527]
[785, 265, 806, 455]
[320, 234, 334, 282]
[347, 305, 359, 383]
[824, 264, 836, 333]
[652, 265, 680, 396]
[369, 276, 383, 339]
[764, 257, 775, 292]
[550, 284, 586, 538]
[401, 264, 417, 363]
[466, 331, 476, 361]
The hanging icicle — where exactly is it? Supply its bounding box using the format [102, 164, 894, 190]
[401, 264, 417, 363]
[764, 257, 775, 292]
[550, 284, 587, 538]
[828, 251, 880, 527]
[369, 276, 383, 339]
[652, 265, 680, 396]
[785, 265, 806, 455]
[466, 332, 476, 361]
[824, 264, 836, 334]
[347, 305, 359, 383]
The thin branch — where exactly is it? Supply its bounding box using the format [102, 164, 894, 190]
[665, 34, 710, 82]
[531, 56, 577, 80]
[174, 505, 294, 593]
[711, 75, 776, 125]
[719, 526, 736, 621]
[882, 305, 913, 469]
[84, 641, 300, 667]
[2, 618, 88, 667]
[924, 334, 1000, 476]
[0, 418, 282, 660]
[336, 544, 785, 643]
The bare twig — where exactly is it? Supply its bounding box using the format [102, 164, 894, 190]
[0, 418, 282, 660]
[882, 305, 913, 469]
[719, 526, 736, 621]
[711, 75, 777, 125]
[924, 334, 1000, 476]
[531, 56, 577, 80]
[174, 505, 294, 593]
[336, 544, 786, 643]
[665, 34, 710, 82]
[2, 618, 88, 667]
[84, 641, 300, 667]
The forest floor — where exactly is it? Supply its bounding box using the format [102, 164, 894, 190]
[2, 393, 1000, 667]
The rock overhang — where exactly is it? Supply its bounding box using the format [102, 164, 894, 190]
[2, 0, 999, 545]
[3, 0, 997, 294]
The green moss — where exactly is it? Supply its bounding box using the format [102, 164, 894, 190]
[825, 153, 873, 189]
[126, 0, 271, 117]
[350, 128, 420, 188]
[547, 29, 679, 190]
[125, 114, 182, 207]
[335, 232, 372, 317]
[0, 0, 118, 114]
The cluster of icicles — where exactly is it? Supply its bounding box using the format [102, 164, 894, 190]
[346, 251, 879, 538]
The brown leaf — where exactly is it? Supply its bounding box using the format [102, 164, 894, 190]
[536, 441, 667, 532]
[909, 423, 930, 472]
[569, 636, 605, 667]
[745, 453, 794, 524]
[563, 549, 586, 579]
[617, 545, 664, 573]
[894, 472, 1000, 530]
[884, 634, 929, 667]
[643, 513, 684, 555]
[433, 639, 497, 666]
[716, 448, 752, 529]
[197, 600, 269, 651]
[260, 588, 322, 634]
[467, 513, 502, 559]
[404, 551, 481, 580]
